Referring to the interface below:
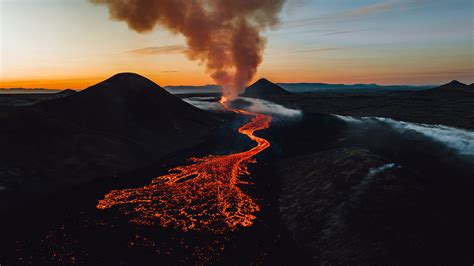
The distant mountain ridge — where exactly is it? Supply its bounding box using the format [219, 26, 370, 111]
[4, 80, 472, 95]
[164, 82, 436, 95]
[0, 88, 65, 94]
[278, 83, 434, 93]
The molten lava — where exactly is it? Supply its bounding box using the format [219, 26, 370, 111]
[97, 98, 272, 233]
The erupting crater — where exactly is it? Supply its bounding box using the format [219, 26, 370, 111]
[97, 97, 272, 233]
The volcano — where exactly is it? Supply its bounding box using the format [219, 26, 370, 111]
[0, 73, 221, 213]
[436, 80, 467, 89]
[428, 80, 472, 93]
[411, 80, 474, 99]
[242, 78, 291, 99]
[38, 73, 219, 158]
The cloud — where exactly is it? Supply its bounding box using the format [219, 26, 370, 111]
[282, 0, 430, 28]
[339, 0, 430, 19]
[128, 45, 186, 55]
[344, 1, 399, 17]
[323, 30, 353, 36]
[160, 70, 179, 73]
[295, 47, 342, 53]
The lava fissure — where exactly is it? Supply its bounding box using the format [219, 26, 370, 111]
[97, 98, 272, 233]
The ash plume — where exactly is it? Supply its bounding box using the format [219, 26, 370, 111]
[89, 0, 285, 100]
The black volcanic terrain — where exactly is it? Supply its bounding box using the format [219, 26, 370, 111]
[1, 76, 473, 265]
[0, 73, 220, 212]
[248, 79, 473, 265]
[38, 73, 218, 158]
[253, 80, 474, 129]
[274, 147, 472, 265]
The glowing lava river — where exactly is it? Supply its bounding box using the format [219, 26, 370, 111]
[97, 98, 272, 234]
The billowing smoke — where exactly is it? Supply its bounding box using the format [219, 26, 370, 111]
[89, 0, 285, 100]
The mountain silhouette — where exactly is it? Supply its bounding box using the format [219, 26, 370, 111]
[56, 89, 77, 96]
[423, 80, 473, 96]
[242, 78, 291, 99]
[436, 80, 467, 89]
[38, 73, 218, 157]
[0, 73, 221, 205]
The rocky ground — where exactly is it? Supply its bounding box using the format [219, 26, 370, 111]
[0, 74, 221, 215]
[275, 147, 472, 265]
[264, 89, 474, 130]
[1, 77, 473, 265]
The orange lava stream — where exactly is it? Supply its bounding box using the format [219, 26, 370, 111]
[97, 98, 272, 233]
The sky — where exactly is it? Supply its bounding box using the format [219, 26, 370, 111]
[0, 0, 473, 89]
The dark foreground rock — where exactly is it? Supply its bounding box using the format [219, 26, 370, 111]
[0, 73, 220, 213]
[276, 147, 473, 265]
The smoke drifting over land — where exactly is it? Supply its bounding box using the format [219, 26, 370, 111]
[184, 97, 302, 119]
[90, 0, 285, 100]
[335, 115, 474, 157]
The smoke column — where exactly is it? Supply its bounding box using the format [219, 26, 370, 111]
[89, 0, 285, 100]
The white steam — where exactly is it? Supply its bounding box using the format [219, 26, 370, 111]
[239, 97, 302, 118]
[184, 97, 302, 118]
[335, 115, 474, 156]
[183, 97, 223, 111]
[350, 163, 398, 203]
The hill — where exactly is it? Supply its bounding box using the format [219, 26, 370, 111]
[38, 73, 219, 158]
[434, 80, 467, 90]
[0, 73, 220, 212]
[242, 78, 291, 99]
[426, 80, 474, 93]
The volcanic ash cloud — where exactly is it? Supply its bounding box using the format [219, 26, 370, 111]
[90, 0, 285, 100]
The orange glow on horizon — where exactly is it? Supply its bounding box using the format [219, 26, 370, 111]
[0, 73, 216, 90]
[4, 71, 465, 90]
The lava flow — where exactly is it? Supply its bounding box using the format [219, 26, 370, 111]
[97, 97, 272, 234]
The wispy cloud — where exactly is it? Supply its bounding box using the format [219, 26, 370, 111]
[161, 70, 179, 73]
[342, 0, 425, 18]
[295, 47, 343, 53]
[128, 45, 186, 55]
[323, 30, 353, 36]
[282, 0, 431, 28]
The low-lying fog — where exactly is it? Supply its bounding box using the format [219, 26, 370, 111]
[335, 115, 474, 157]
[185, 96, 473, 165]
[184, 97, 302, 119]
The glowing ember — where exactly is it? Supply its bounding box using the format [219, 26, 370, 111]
[97, 98, 272, 233]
